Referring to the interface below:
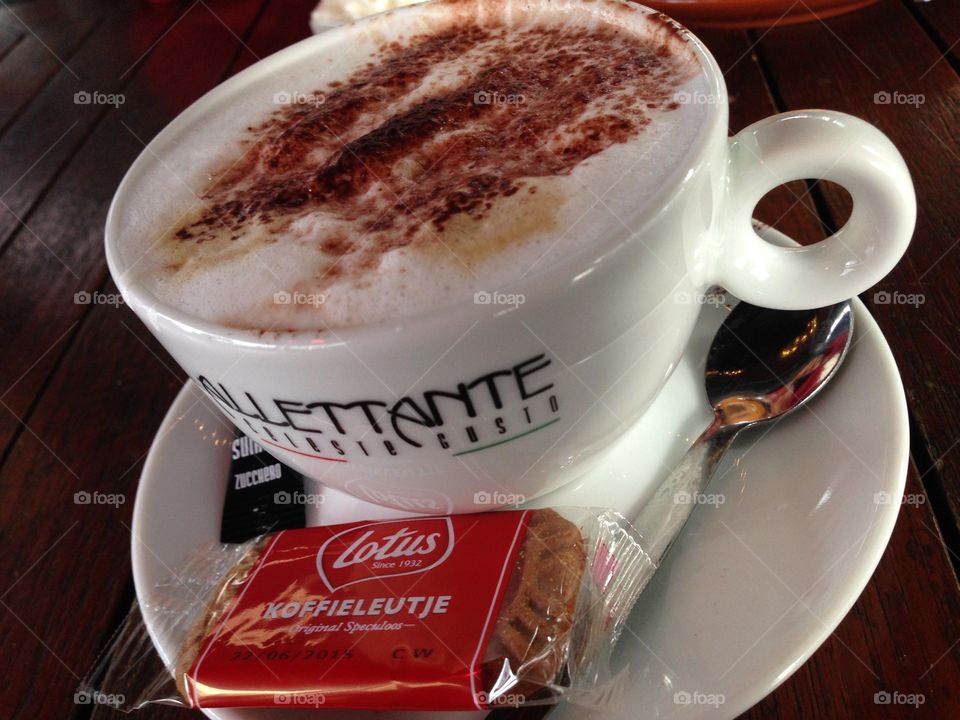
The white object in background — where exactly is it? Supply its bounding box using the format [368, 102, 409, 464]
[310, 0, 427, 32]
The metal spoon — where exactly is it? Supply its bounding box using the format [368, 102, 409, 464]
[632, 300, 854, 564]
[494, 302, 855, 718]
[487, 302, 854, 720]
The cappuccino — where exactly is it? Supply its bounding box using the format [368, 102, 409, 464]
[119, 0, 708, 331]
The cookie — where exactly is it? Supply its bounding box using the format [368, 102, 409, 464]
[482, 508, 586, 702]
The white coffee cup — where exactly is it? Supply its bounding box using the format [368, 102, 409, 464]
[106, 0, 914, 514]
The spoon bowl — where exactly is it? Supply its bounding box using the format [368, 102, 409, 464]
[706, 302, 854, 427]
[631, 300, 854, 564]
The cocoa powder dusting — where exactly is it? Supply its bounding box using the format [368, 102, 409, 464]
[167, 15, 698, 282]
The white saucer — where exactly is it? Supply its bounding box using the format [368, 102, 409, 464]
[132, 227, 908, 720]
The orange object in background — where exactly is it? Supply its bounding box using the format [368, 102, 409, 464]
[641, 0, 880, 27]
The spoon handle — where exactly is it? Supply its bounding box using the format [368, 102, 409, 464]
[632, 418, 738, 566]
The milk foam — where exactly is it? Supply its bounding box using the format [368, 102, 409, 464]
[113, 0, 711, 332]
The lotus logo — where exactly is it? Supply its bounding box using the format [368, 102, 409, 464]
[316, 518, 454, 592]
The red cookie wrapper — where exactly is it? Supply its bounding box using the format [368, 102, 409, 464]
[82, 508, 654, 712]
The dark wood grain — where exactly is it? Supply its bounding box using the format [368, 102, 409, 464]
[751, 0, 960, 551]
[0, 0, 107, 135]
[0, 10, 25, 62]
[907, 0, 960, 72]
[86, 6, 317, 720]
[0, 0, 267, 464]
[228, 0, 320, 73]
[0, 3, 273, 718]
[0, 281, 182, 719]
[683, 22, 960, 719]
[740, 467, 960, 718]
[0, 1, 183, 256]
[0, 3, 185, 464]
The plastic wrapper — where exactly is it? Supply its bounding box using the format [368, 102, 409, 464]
[82, 507, 654, 711]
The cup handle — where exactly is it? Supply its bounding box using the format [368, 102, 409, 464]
[716, 110, 915, 309]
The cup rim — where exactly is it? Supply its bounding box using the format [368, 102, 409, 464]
[105, 0, 727, 350]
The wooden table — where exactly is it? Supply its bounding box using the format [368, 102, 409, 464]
[0, 0, 957, 717]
